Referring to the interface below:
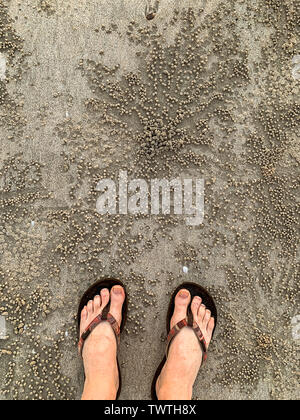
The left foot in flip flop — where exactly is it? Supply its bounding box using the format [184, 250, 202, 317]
[79, 285, 125, 400]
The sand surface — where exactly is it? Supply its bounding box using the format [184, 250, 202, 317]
[0, 0, 299, 400]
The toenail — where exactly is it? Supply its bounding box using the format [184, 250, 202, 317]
[113, 286, 123, 295]
[179, 290, 189, 298]
[194, 296, 201, 302]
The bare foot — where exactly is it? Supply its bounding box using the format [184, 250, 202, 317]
[156, 289, 215, 400]
[79, 285, 125, 400]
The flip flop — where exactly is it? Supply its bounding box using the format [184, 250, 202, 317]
[151, 282, 218, 400]
[77, 278, 128, 400]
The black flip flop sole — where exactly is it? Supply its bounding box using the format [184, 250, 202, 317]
[151, 282, 218, 400]
[77, 278, 128, 400]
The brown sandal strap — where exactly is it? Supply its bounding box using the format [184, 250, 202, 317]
[191, 319, 208, 363]
[78, 312, 120, 357]
[105, 312, 121, 346]
[166, 317, 208, 363]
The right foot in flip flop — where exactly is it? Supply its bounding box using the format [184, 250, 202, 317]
[156, 289, 215, 400]
[79, 286, 125, 400]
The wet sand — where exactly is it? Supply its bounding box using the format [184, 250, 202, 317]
[0, 0, 299, 400]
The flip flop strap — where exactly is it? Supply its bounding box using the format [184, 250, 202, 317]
[78, 312, 120, 357]
[166, 318, 208, 363]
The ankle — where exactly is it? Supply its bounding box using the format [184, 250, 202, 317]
[156, 381, 193, 400]
[84, 360, 119, 383]
[156, 355, 197, 400]
[82, 377, 118, 400]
